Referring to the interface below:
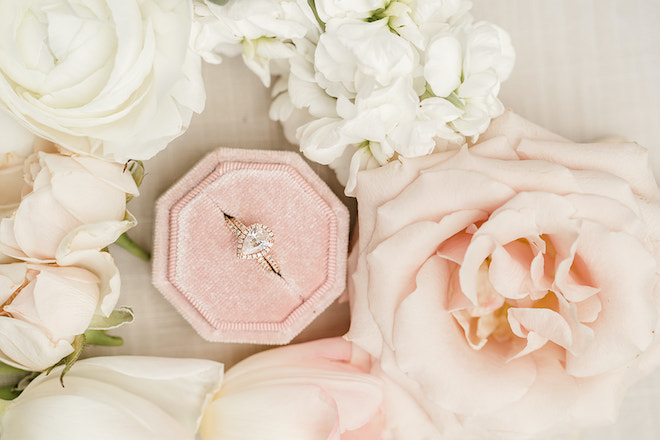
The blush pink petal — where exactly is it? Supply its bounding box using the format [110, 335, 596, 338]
[516, 139, 660, 200]
[374, 168, 515, 241]
[219, 338, 383, 435]
[353, 151, 460, 250]
[478, 110, 568, 147]
[507, 308, 572, 350]
[468, 135, 519, 160]
[431, 147, 580, 196]
[488, 241, 534, 300]
[570, 368, 639, 427]
[5, 267, 99, 341]
[367, 213, 486, 347]
[392, 255, 536, 415]
[222, 338, 354, 380]
[0, 317, 73, 371]
[50, 172, 126, 225]
[12, 187, 80, 260]
[575, 294, 602, 323]
[376, 349, 462, 437]
[553, 293, 595, 356]
[347, 255, 385, 359]
[201, 383, 341, 440]
[566, 192, 645, 236]
[569, 169, 642, 214]
[466, 354, 577, 436]
[566, 222, 658, 377]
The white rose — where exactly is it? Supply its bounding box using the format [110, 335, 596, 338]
[0, 260, 118, 371]
[0, 0, 205, 162]
[0, 356, 223, 439]
[0, 152, 138, 262]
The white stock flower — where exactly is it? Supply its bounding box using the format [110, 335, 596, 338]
[0, 356, 223, 439]
[314, 0, 385, 21]
[314, 17, 419, 98]
[195, 0, 514, 196]
[0, 0, 205, 162]
[192, 0, 317, 86]
[0, 259, 119, 371]
[446, 21, 515, 137]
[0, 152, 139, 262]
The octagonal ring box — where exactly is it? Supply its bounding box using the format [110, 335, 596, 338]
[152, 148, 349, 344]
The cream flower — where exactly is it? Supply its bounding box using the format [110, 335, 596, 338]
[0, 0, 205, 162]
[0, 356, 223, 439]
[0, 152, 138, 262]
[200, 338, 383, 440]
[348, 111, 660, 438]
[0, 257, 119, 371]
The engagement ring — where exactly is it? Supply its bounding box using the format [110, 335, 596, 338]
[223, 213, 281, 276]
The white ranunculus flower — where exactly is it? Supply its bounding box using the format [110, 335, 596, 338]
[0, 259, 119, 371]
[0, 0, 205, 162]
[0, 356, 224, 439]
[0, 152, 138, 263]
[0, 108, 35, 159]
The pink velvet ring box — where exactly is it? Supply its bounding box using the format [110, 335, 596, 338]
[152, 148, 349, 344]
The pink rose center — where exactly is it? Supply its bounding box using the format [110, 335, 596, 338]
[450, 233, 599, 360]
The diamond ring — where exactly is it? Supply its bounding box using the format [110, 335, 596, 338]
[223, 213, 281, 276]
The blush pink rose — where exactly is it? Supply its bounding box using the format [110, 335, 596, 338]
[347, 111, 660, 439]
[199, 338, 383, 440]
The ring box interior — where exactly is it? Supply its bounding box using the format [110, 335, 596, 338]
[152, 148, 349, 344]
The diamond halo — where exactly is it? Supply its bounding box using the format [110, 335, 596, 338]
[224, 214, 281, 276]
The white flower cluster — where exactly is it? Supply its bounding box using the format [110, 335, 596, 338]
[192, 0, 514, 194]
[0, 109, 138, 372]
[0, 0, 207, 372]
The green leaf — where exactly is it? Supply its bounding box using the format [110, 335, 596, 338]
[0, 385, 20, 400]
[0, 362, 26, 376]
[88, 307, 134, 330]
[58, 334, 86, 387]
[208, 0, 229, 5]
[114, 233, 150, 261]
[84, 330, 124, 347]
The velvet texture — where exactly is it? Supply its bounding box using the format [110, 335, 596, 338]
[153, 148, 349, 344]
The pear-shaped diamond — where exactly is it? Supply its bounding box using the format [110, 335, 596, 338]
[238, 224, 274, 259]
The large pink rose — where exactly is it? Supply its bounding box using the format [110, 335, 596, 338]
[347, 111, 660, 438]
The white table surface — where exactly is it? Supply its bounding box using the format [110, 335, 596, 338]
[86, 1, 660, 438]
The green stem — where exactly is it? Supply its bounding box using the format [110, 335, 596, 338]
[114, 233, 150, 261]
[307, 0, 326, 32]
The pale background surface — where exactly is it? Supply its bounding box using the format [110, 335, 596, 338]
[86, 1, 660, 438]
